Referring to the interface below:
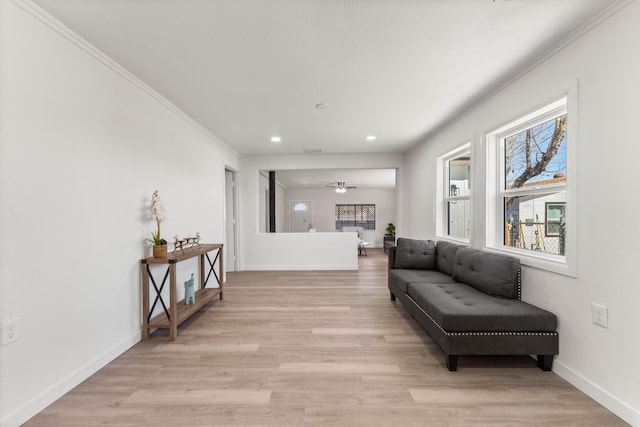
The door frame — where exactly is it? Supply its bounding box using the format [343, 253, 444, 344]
[289, 200, 313, 232]
[224, 167, 238, 272]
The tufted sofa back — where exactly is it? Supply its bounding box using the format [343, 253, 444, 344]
[394, 238, 437, 270]
[389, 238, 521, 300]
[451, 247, 521, 299]
[435, 241, 463, 275]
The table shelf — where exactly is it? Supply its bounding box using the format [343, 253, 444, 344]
[147, 287, 222, 328]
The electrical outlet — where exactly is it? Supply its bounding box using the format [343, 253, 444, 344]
[591, 303, 608, 328]
[1, 318, 19, 346]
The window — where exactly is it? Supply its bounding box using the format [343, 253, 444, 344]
[438, 143, 471, 241]
[486, 95, 575, 276]
[335, 204, 376, 230]
[545, 202, 565, 238]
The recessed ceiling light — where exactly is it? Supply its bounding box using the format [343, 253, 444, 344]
[366, 135, 376, 141]
[271, 136, 281, 143]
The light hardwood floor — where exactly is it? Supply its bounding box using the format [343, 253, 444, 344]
[25, 249, 627, 426]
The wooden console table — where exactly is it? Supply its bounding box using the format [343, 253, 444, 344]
[140, 243, 223, 340]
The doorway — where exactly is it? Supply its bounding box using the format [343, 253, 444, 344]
[225, 168, 238, 272]
[289, 200, 313, 232]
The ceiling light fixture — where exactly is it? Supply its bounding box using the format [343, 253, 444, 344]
[366, 135, 376, 141]
[271, 136, 281, 143]
[335, 187, 347, 193]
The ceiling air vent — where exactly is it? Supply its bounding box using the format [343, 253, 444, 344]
[303, 148, 322, 154]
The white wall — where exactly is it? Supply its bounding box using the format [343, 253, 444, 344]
[0, 1, 239, 425]
[284, 188, 396, 247]
[240, 154, 404, 270]
[402, 2, 640, 424]
[243, 232, 359, 270]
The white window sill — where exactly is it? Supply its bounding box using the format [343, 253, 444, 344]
[484, 245, 575, 277]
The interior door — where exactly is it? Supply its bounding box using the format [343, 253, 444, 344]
[224, 169, 237, 272]
[289, 200, 312, 232]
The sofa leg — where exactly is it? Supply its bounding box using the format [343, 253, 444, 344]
[446, 355, 458, 371]
[390, 291, 396, 301]
[537, 355, 554, 371]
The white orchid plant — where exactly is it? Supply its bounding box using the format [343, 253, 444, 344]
[148, 190, 167, 246]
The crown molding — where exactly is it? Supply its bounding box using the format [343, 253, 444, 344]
[9, 0, 237, 155]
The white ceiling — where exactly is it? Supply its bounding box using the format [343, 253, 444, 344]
[31, 0, 617, 156]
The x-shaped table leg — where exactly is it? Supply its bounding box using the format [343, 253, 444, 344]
[203, 250, 220, 288]
[147, 264, 171, 322]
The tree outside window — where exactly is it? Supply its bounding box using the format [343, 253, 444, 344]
[501, 106, 567, 256]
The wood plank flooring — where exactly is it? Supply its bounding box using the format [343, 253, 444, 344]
[24, 249, 628, 426]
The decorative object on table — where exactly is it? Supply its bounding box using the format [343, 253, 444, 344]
[173, 235, 185, 252]
[184, 273, 195, 305]
[148, 190, 168, 258]
[152, 244, 167, 258]
[173, 232, 201, 253]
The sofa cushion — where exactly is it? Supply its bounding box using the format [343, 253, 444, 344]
[451, 248, 520, 299]
[389, 269, 456, 294]
[436, 241, 462, 275]
[407, 282, 557, 332]
[395, 238, 436, 270]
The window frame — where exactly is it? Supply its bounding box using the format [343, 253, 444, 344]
[437, 142, 471, 243]
[485, 93, 577, 277]
[544, 202, 566, 237]
[335, 203, 376, 230]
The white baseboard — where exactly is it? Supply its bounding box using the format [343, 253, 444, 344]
[243, 264, 358, 271]
[553, 360, 639, 426]
[0, 331, 141, 427]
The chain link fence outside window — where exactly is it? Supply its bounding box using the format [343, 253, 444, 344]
[505, 219, 566, 255]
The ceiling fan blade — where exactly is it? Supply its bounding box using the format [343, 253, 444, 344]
[324, 181, 356, 190]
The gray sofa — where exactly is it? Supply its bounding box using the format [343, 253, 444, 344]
[388, 238, 559, 371]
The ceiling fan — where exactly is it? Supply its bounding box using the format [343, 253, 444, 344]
[326, 181, 357, 193]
